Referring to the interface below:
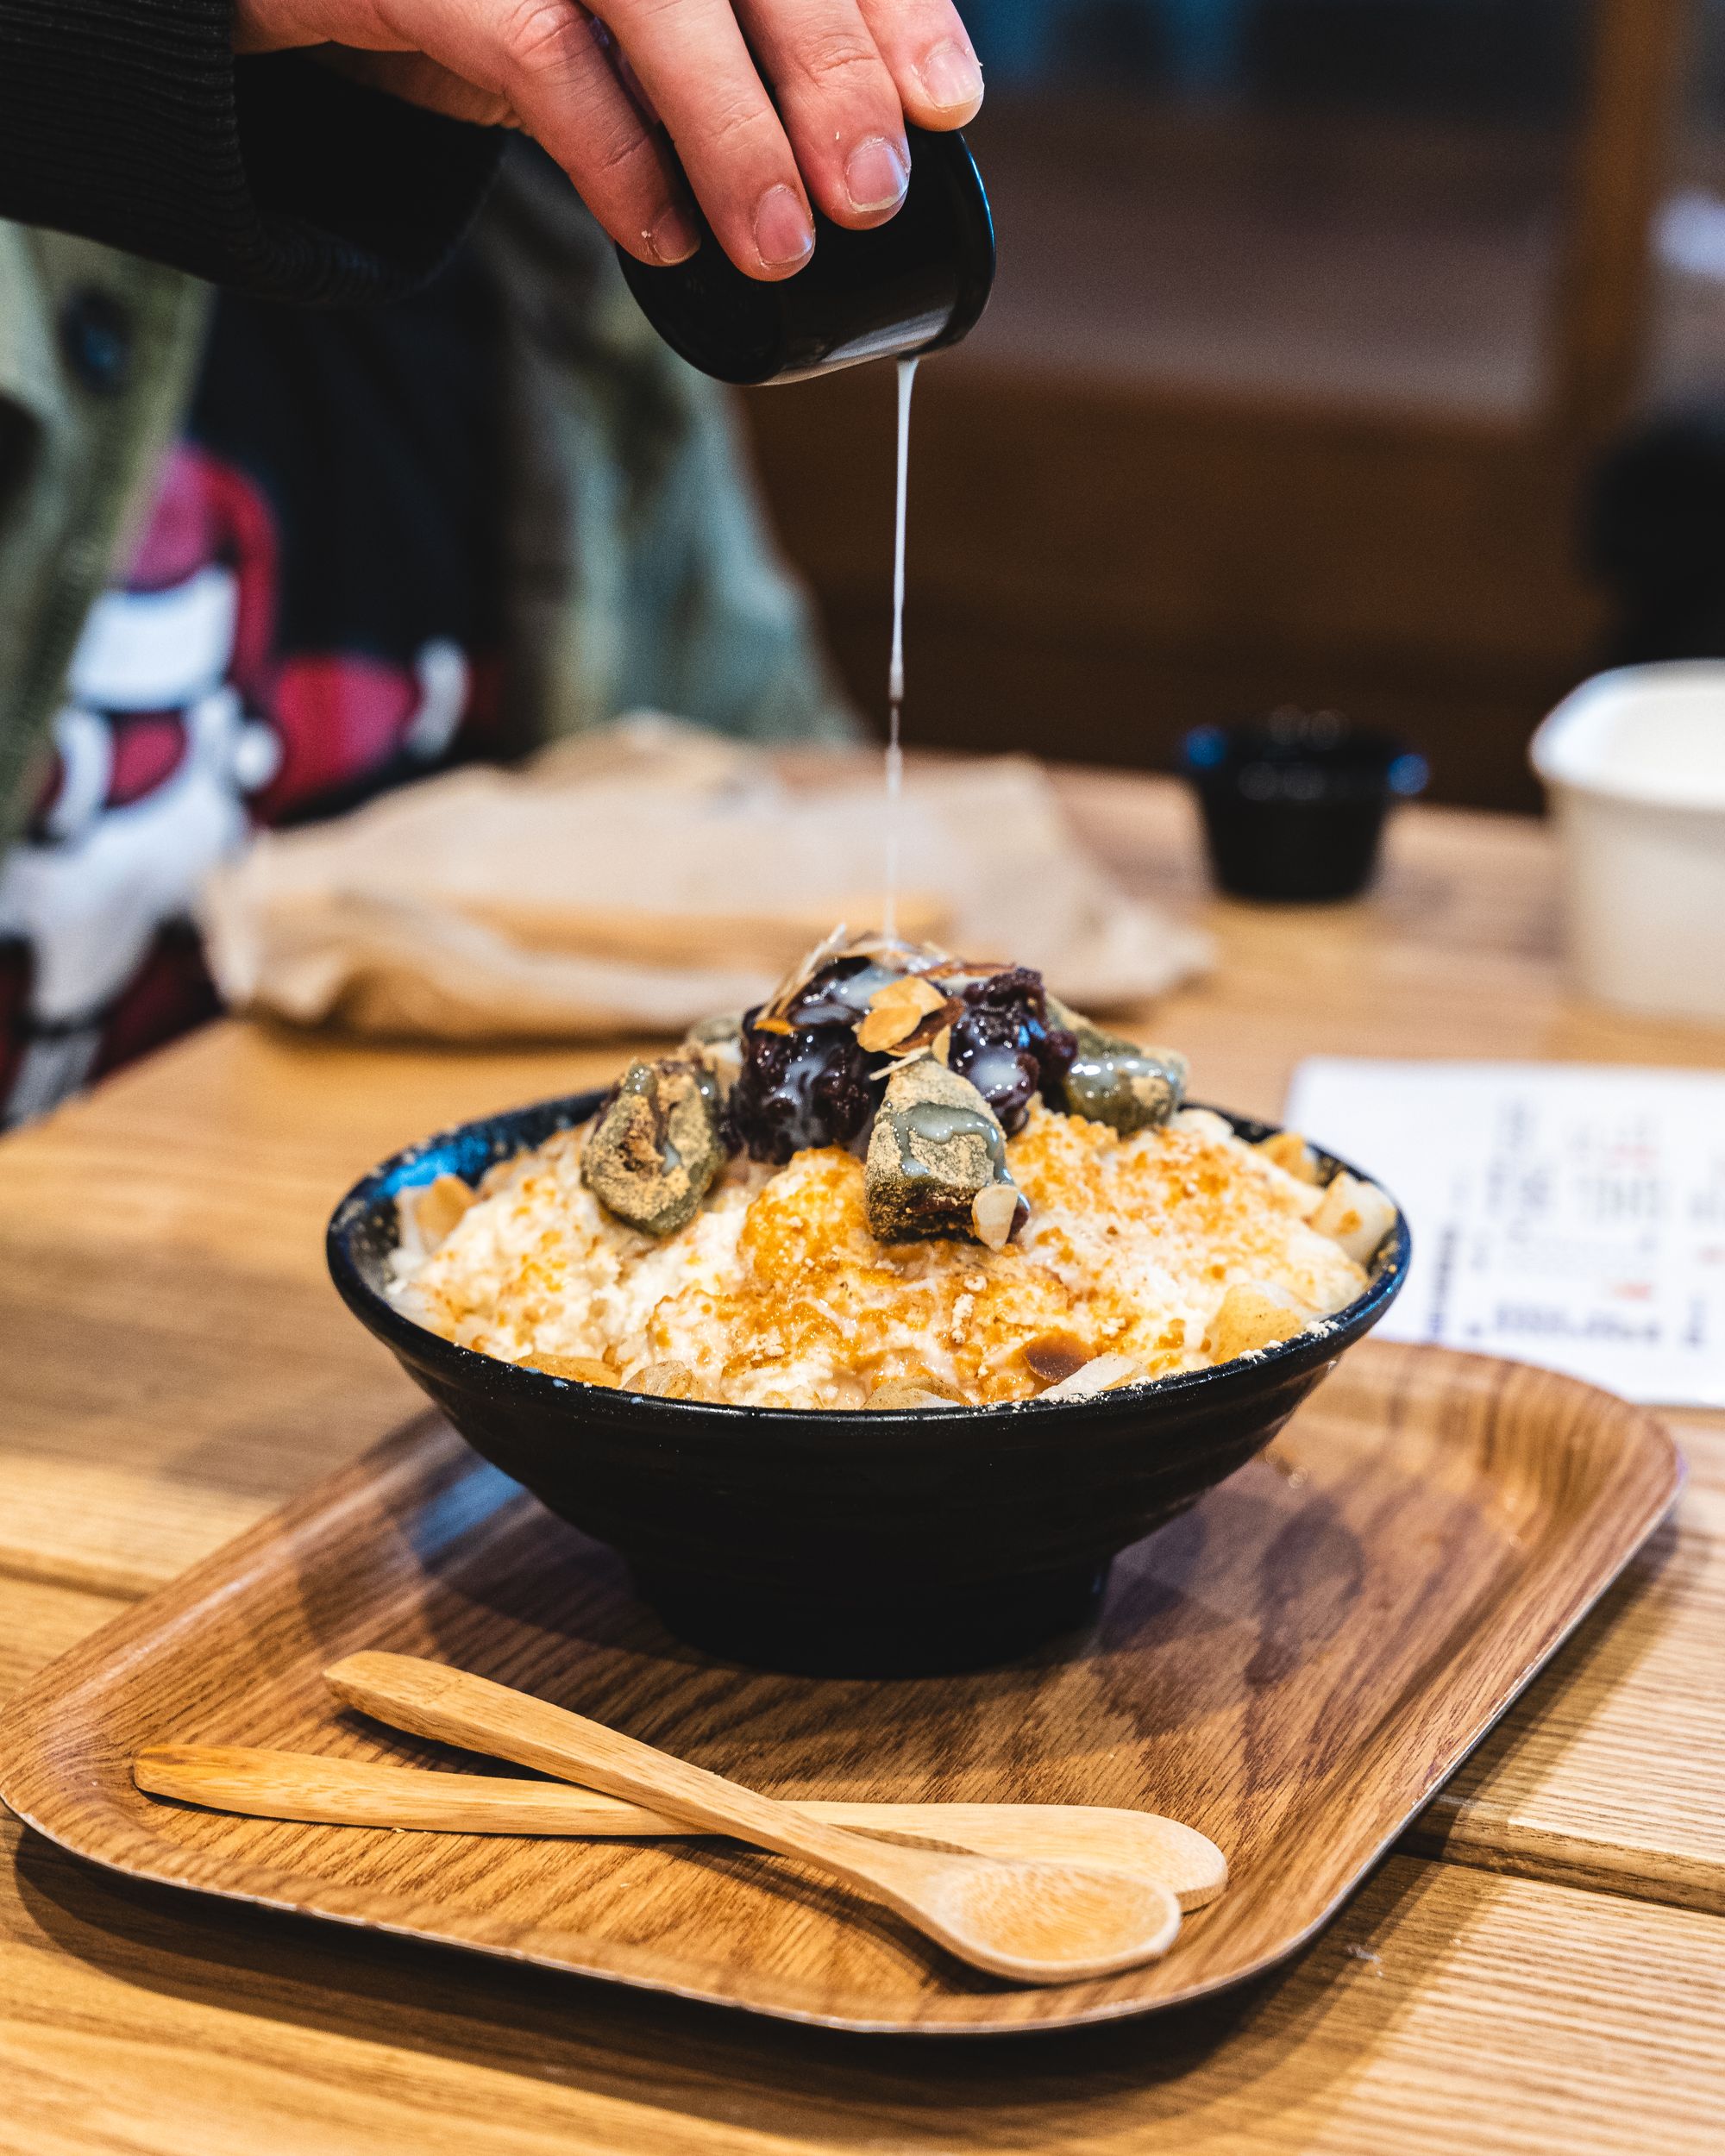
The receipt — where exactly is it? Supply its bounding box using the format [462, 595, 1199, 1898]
[1283, 1058, 1725, 1405]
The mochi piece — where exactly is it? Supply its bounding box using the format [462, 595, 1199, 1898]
[1256, 1129, 1323, 1184]
[1047, 994, 1188, 1135]
[1310, 1171, 1397, 1267]
[1038, 1353, 1146, 1400]
[864, 1058, 1024, 1244]
[1206, 1281, 1310, 1363]
[580, 1056, 724, 1238]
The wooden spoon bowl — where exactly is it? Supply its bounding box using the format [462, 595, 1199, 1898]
[900, 1852, 1181, 1983]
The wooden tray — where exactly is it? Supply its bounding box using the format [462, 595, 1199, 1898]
[0, 1342, 1678, 2036]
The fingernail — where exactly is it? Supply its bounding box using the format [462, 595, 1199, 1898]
[844, 136, 908, 215]
[648, 204, 699, 265]
[754, 185, 815, 271]
[918, 39, 983, 114]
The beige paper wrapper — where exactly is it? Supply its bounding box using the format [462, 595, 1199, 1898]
[200, 717, 1212, 1040]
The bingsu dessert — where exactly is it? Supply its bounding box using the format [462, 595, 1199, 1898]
[388, 931, 1394, 1410]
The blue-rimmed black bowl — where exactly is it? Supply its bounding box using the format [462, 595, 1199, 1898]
[329, 1095, 1409, 1676]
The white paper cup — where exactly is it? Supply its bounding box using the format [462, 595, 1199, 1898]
[1530, 661, 1725, 1022]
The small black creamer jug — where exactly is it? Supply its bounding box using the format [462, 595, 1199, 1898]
[616, 125, 994, 385]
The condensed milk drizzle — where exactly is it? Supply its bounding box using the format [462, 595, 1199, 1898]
[881, 354, 918, 942]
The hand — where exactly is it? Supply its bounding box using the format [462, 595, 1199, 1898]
[235, 1, 984, 280]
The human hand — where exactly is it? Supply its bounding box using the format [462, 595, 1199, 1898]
[235, 1, 984, 279]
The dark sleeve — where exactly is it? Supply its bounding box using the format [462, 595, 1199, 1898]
[0, 2, 503, 304]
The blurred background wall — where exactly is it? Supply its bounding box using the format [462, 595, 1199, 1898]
[743, 0, 1725, 808]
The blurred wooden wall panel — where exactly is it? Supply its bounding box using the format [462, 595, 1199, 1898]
[743, 0, 1689, 812]
[745, 364, 1602, 811]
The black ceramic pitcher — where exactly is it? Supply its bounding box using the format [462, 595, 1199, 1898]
[616, 124, 994, 385]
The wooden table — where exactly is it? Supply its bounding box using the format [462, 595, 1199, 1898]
[3, 773, 1723, 2152]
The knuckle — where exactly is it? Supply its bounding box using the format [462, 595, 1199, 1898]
[587, 123, 656, 184]
[796, 28, 884, 91]
[701, 86, 777, 153]
[497, 0, 586, 79]
[603, 0, 681, 29]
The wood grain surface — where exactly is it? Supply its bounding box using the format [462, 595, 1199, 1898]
[3, 773, 1725, 2136]
[0, 1576, 129, 1705]
[1412, 1402, 1725, 1910]
[3, 1817, 1724, 2156]
[0, 1556, 1711, 2151]
[0, 1345, 1677, 2033]
[128, 1749, 1231, 1905]
[2, 780, 1723, 1925]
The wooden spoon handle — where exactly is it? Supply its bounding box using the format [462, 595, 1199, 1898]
[323, 1651, 919, 1896]
[134, 1746, 688, 1835]
[129, 1745, 1227, 1908]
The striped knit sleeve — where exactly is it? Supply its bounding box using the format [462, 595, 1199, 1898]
[0, 3, 502, 304]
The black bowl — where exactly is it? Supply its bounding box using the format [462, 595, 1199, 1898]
[329, 1094, 1409, 1676]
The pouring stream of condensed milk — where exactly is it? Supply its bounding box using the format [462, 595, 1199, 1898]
[882, 354, 918, 941]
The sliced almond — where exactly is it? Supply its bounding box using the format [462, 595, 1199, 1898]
[1019, 1329, 1093, 1384]
[888, 1006, 963, 1058]
[756, 928, 956, 1031]
[856, 1000, 925, 1052]
[1040, 1353, 1145, 1401]
[932, 1025, 952, 1065]
[633, 1359, 700, 1400]
[751, 1015, 794, 1037]
[873, 974, 950, 1018]
[756, 923, 856, 1026]
[856, 974, 957, 1052]
[930, 959, 1010, 989]
[524, 1352, 621, 1388]
[414, 1173, 475, 1249]
[972, 1182, 1023, 1251]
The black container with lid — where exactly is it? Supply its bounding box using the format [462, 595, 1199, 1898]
[1182, 711, 1429, 903]
[616, 124, 994, 385]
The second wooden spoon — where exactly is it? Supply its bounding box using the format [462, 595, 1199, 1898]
[132, 1744, 1227, 1909]
[324, 1651, 1182, 1984]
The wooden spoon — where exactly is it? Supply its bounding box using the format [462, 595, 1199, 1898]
[323, 1651, 1182, 1984]
[132, 1745, 1227, 1910]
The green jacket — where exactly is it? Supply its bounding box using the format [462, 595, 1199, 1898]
[0, 154, 855, 853]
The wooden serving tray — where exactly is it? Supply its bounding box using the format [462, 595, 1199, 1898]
[0, 1342, 1678, 2035]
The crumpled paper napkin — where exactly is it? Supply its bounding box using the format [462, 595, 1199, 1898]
[200, 716, 1212, 1040]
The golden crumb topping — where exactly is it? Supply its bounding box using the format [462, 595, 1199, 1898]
[397, 1101, 1368, 1410]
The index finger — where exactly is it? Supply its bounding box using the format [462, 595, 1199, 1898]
[604, 0, 817, 279]
[856, 0, 983, 128]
